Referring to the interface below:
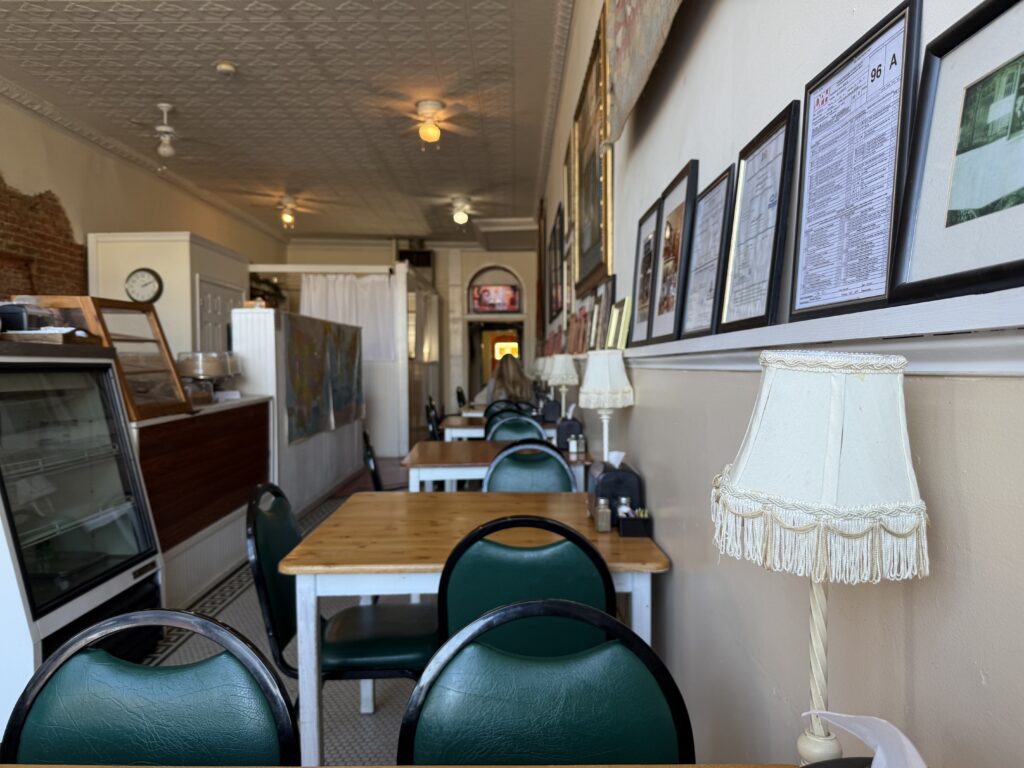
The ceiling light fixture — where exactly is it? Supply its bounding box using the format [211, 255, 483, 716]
[215, 60, 238, 77]
[154, 102, 176, 158]
[416, 99, 445, 147]
[418, 119, 441, 143]
[452, 197, 471, 225]
[279, 195, 297, 229]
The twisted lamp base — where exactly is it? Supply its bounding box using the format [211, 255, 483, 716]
[797, 580, 842, 765]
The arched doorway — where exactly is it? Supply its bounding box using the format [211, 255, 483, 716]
[466, 266, 524, 398]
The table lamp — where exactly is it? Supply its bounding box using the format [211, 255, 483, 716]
[540, 355, 555, 399]
[711, 350, 929, 764]
[579, 349, 634, 461]
[547, 354, 579, 415]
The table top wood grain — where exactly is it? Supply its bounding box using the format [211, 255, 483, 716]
[279, 492, 670, 575]
[402, 439, 588, 467]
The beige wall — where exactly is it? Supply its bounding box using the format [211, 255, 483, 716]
[0, 99, 285, 263]
[285, 239, 395, 266]
[546, 0, 1024, 764]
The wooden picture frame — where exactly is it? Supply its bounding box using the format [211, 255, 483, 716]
[547, 204, 565, 323]
[893, 0, 1024, 300]
[628, 201, 662, 346]
[648, 159, 699, 344]
[574, 13, 614, 297]
[790, 0, 921, 320]
[718, 101, 800, 333]
[680, 165, 735, 338]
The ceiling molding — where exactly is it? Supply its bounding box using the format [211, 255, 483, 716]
[533, 0, 576, 206]
[472, 216, 537, 251]
[0, 75, 286, 243]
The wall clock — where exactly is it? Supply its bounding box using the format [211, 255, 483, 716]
[124, 268, 164, 303]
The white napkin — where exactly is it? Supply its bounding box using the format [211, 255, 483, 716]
[608, 450, 625, 468]
[567, 403, 576, 419]
[806, 711, 927, 768]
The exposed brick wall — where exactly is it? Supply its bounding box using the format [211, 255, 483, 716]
[0, 173, 86, 297]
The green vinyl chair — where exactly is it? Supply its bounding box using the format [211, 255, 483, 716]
[0, 609, 297, 766]
[397, 599, 696, 765]
[483, 399, 534, 420]
[246, 483, 438, 684]
[485, 414, 546, 442]
[438, 515, 615, 655]
[483, 439, 576, 492]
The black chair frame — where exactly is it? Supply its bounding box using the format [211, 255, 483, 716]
[363, 430, 383, 491]
[0, 608, 298, 766]
[436, 515, 617, 645]
[425, 404, 441, 441]
[396, 598, 695, 765]
[482, 439, 577, 492]
[484, 413, 545, 441]
[246, 483, 422, 682]
[456, 387, 467, 408]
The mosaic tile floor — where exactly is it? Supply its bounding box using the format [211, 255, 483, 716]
[148, 492, 417, 766]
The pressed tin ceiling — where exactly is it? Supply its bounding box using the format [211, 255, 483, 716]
[0, 0, 572, 240]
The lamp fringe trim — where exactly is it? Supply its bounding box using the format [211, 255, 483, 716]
[711, 466, 929, 584]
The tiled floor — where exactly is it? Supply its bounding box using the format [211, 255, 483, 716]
[149, 468, 415, 766]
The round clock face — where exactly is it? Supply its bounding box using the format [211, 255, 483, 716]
[125, 268, 163, 303]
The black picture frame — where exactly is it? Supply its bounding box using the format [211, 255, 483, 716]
[789, 0, 921, 321]
[547, 204, 564, 323]
[717, 100, 800, 334]
[628, 201, 662, 347]
[892, 0, 1024, 301]
[646, 160, 699, 345]
[679, 164, 735, 339]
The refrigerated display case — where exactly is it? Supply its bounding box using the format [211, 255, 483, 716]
[0, 343, 163, 728]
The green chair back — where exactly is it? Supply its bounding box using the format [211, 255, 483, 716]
[246, 483, 301, 675]
[1, 610, 296, 766]
[438, 516, 615, 655]
[483, 400, 533, 420]
[484, 408, 520, 433]
[485, 414, 545, 442]
[397, 600, 694, 765]
[483, 440, 575, 492]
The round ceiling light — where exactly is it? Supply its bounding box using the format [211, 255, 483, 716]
[418, 119, 441, 143]
[453, 209, 469, 225]
[215, 60, 238, 77]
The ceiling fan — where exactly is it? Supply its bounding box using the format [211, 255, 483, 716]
[129, 103, 219, 159]
[407, 99, 474, 145]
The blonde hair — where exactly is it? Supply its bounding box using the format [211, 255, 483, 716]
[492, 354, 533, 403]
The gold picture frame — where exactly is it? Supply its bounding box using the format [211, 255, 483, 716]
[573, 11, 614, 298]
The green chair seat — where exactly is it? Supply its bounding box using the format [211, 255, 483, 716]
[322, 604, 438, 672]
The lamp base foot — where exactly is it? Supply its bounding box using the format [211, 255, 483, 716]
[797, 729, 842, 765]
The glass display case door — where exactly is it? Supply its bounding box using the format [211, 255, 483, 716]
[0, 365, 156, 616]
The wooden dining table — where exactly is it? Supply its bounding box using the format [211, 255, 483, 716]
[441, 414, 558, 441]
[402, 438, 589, 491]
[279, 491, 671, 766]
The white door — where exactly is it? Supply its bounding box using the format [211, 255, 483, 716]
[196, 278, 244, 352]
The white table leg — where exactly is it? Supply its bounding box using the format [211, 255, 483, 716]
[628, 572, 653, 644]
[444, 478, 456, 492]
[444, 430, 454, 442]
[296, 574, 321, 766]
[572, 463, 585, 492]
[408, 468, 420, 492]
[358, 595, 376, 714]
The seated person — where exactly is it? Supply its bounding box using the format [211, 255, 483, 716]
[474, 353, 534, 405]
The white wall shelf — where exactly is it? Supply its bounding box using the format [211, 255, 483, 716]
[624, 287, 1024, 376]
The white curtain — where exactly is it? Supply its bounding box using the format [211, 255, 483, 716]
[299, 273, 396, 361]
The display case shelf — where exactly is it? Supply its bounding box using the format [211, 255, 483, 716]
[30, 297, 191, 421]
[1, 442, 120, 482]
[18, 498, 135, 548]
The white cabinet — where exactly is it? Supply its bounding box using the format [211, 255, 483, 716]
[87, 232, 248, 356]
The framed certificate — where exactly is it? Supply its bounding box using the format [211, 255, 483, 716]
[648, 160, 698, 344]
[680, 165, 735, 338]
[628, 201, 662, 346]
[718, 101, 800, 333]
[791, 0, 921, 319]
[893, 0, 1024, 300]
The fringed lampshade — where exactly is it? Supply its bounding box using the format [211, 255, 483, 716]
[547, 354, 579, 415]
[711, 350, 929, 763]
[579, 349, 634, 461]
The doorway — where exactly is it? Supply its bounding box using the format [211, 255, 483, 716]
[467, 321, 523, 400]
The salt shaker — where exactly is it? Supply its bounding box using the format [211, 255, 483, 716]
[568, 435, 578, 454]
[595, 497, 612, 533]
[617, 496, 633, 520]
